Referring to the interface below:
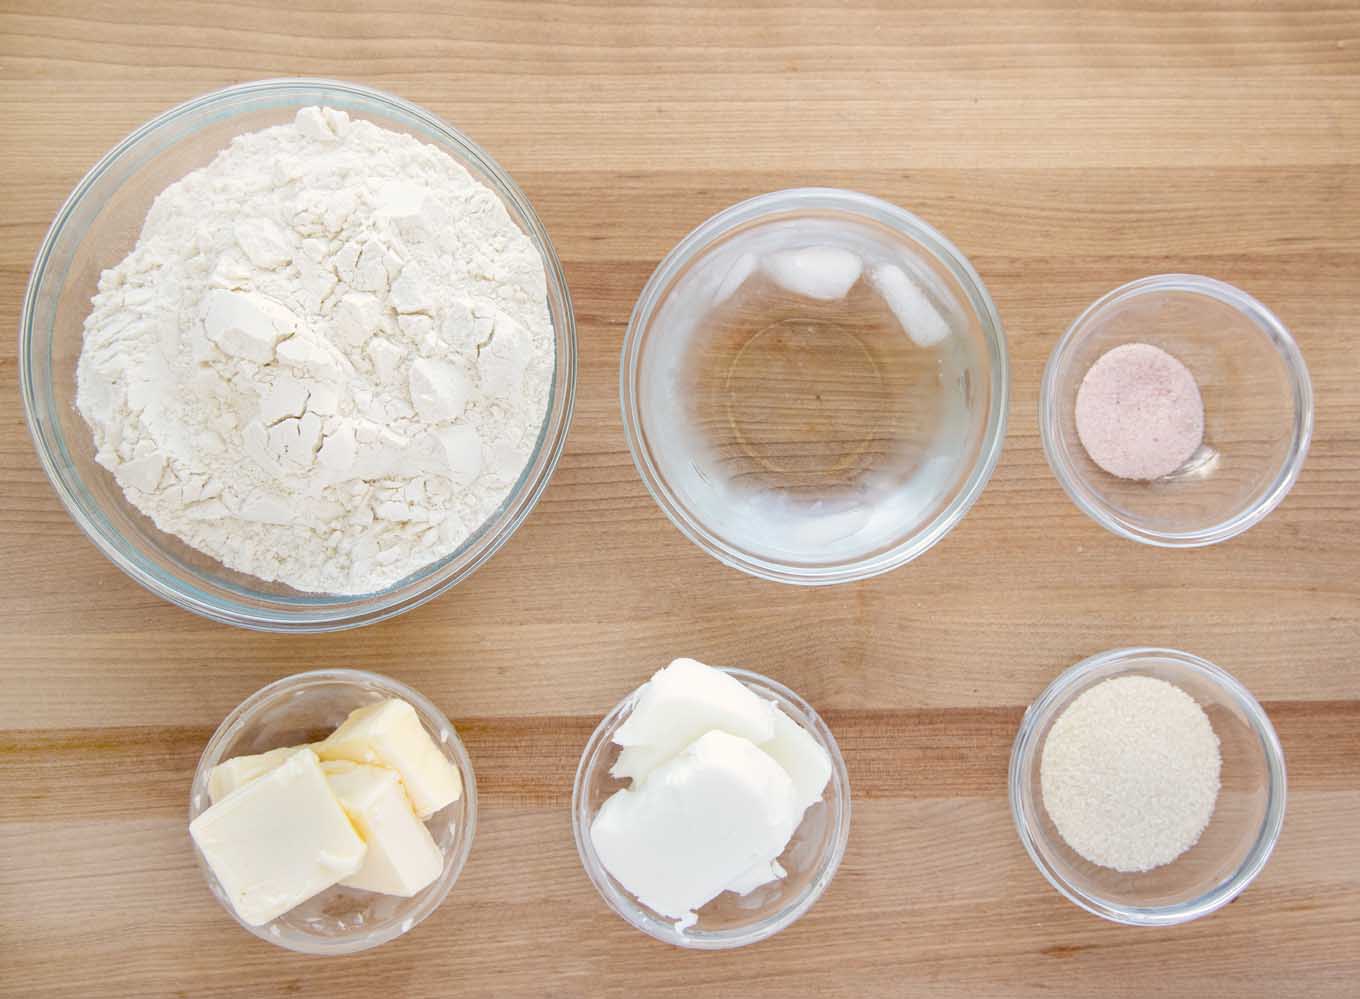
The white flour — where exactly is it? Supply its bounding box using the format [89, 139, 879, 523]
[77, 107, 553, 594]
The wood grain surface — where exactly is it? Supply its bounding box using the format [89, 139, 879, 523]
[2, 2, 1358, 996]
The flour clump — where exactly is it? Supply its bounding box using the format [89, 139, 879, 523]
[77, 107, 553, 594]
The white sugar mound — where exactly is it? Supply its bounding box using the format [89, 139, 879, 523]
[1040, 675, 1221, 873]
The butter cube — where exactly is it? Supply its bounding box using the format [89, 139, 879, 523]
[208, 744, 311, 804]
[189, 748, 366, 926]
[322, 761, 444, 897]
[317, 698, 461, 818]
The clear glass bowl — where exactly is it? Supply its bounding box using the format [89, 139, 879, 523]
[189, 668, 477, 955]
[572, 667, 851, 949]
[621, 189, 1008, 584]
[19, 78, 576, 631]
[1040, 275, 1311, 546]
[1009, 647, 1285, 926]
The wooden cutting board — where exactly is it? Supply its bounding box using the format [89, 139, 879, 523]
[1, 2, 1357, 996]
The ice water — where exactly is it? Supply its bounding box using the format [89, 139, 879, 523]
[638, 212, 987, 570]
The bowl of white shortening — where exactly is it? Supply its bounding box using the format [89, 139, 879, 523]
[572, 664, 852, 949]
[20, 79, 576, 631]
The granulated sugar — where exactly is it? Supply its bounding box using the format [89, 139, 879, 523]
[1040, 675, 1221, 873]
[1074, 343, 1204, 480]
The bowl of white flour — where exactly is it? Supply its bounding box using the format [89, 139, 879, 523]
[20, 79, 576, 630]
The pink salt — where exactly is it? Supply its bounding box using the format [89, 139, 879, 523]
[1074, 343, 1204, 481]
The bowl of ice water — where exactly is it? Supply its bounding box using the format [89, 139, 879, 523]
[620, 188, 1009, 584]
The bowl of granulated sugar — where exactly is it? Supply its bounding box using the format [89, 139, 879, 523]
[1009, 647, 1286, 926]
[1039, 275, 1311, 547]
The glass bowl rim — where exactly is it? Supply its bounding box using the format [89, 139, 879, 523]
[188, 667, 478, 955]
[619, 186, 1010, 585]
[570, 665, 852, 949]
[1038, 273, 1313, 548]
[18, 76, 577, 632]
[1007, 645, 1287, 927]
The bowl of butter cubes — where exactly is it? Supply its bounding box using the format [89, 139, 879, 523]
[188, 669, 476, 953]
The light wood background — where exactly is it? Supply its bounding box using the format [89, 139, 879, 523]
[2, 2, 1358, 996]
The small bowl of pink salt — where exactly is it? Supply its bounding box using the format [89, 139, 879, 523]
[1040, 274, 1312, 546]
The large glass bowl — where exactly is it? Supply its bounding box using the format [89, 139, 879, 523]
[189, 669, 477, 955]
[1040, 275, 1311, 546]
[572, 666, 851, 949]
[621, 189, 1008, 585]
[20, 78, 576, 631]
[1009, 647, 1286, 926]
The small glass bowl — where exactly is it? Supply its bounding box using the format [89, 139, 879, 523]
[1009, 647, 1285, 926]
[621, 188, 1008, 584]
[188, 669, 477, 955]
[1040, 275, 1312, 546]
[20, 78, 576, 631]
[572, 667, 851, 949]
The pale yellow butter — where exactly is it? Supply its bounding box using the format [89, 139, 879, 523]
[208, 744, 313, 804]
[189, 748, 366, 926]
[317, 698, 462, 818]
[322, 761, 444, 897]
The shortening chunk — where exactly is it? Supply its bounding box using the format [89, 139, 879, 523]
[208, 744, 312, 804]
[590, 731, 799, 927]
[189, 748, 366, 926]
[760, 707, 833, 814]
[322, 761, 445, 897]
[610, 658, 776, 782]
[724, 858, 787, 895]
[317, 698, 462, 818]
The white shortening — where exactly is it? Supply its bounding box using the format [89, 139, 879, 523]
[77, 106, 553, 594]
[590, 658, 833, 928]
